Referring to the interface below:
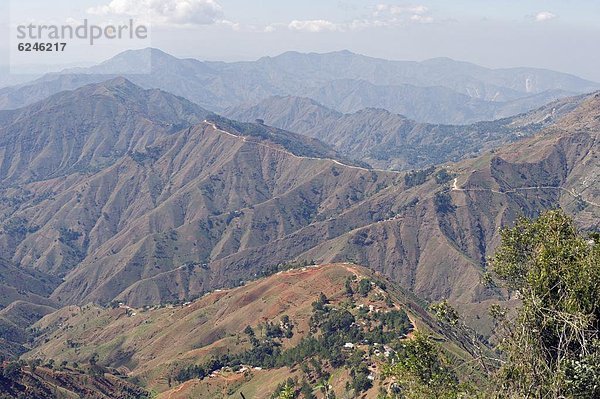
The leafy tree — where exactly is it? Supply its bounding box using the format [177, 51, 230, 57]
[344, 277, 354, 296]
[381, 333, 467, 398]
[300, 380, 316, 399]
[312, 293, 329, 313]
[490, 210, 600, 398]
[435, 169, 454, 185]
[434, 192, 455, 214]
[88, 353, 99, 366]
[244, 325, 255, 337]
[265, 321, 284, 338]
[429, 300, 494, 376]
[404, 167, 435, 188]
[2, 361, 22, 380]
[351, 367, 372, 393]
[358, 279, 372, 297]
[318, 293, 329, 305]
[281, 315, 294, 339]
[300, 362, 310, 376]
[315, 376, 336, 399]
[276, 382, 297, 399]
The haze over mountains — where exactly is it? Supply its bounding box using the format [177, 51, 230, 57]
[1, 48, 598, 124]
[0, 47, 598, 398]
[227, 94, 586, 170]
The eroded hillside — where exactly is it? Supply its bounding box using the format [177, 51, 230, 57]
[27, 263, 473, 398]
[0, 81, 598, 355]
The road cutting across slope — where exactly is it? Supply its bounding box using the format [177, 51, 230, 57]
[204, 120, 400, 174]
[452, 178, 599, 208]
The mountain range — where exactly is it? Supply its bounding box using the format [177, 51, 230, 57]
[0, 78, 597, 336]
[1, 48, 598, 124]
[226, 94, 586, 170]
[0, 48, 598, 398]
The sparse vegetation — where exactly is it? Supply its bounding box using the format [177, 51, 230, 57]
[435, 169, 454, 185]
[434, 191, 455, 214]
[0, 358, 150, 398]
[404, 166, 435, 188]
[173, 285, 412, 396]
[58, 227, 82, 244]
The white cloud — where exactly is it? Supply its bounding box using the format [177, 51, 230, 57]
[535, 11, 557, 22]
[288, 19, 341, 33]
[410, 14, 434, 24]
[390, 5, 428, 15]
[375, 4, 428, 16]
[87, 0, 224, 26]
[347, 19, 387, 30]
[373, 4, 433, 23]
[263, 23, 278, 33]
[252, 3, 436, 34]
[280, 4, 434, 34]
[218, 19, 241, 31]
[285, 18, 393, 33]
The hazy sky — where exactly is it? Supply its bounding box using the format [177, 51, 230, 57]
[1, 0, 600, 81]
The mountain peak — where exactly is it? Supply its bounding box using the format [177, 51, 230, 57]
[270, 49, 359, 61]
[105, 47, 177, 62]
[325, 49, 357, 56]
[420, 56, 480, 69]
[60, 77, 147, 101]
[96, 76, 135, 88]
[0, 78, 209, 184]
[422, 56, 456, 63]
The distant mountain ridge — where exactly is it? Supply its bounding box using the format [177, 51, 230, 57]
[227, 93, 588, 170]
[298, 79, 575, 123]
[0, 48, 598, 124]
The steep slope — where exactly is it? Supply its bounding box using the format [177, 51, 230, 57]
[0, 49, 597, 124]
[299, 93, 599, 299]
[0, 258, 61, 357]
[299, 79, 573, 124]
[27, 263, 471, 398]
[0, 363, 149, 399]
[0, 77, 209, 186]
[227, 94, 586, 170]
[44, 119, 397, 303]
[0, 258, 59, 309]
[0, 82, 597, 336]
[0, 80, 391, 301]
